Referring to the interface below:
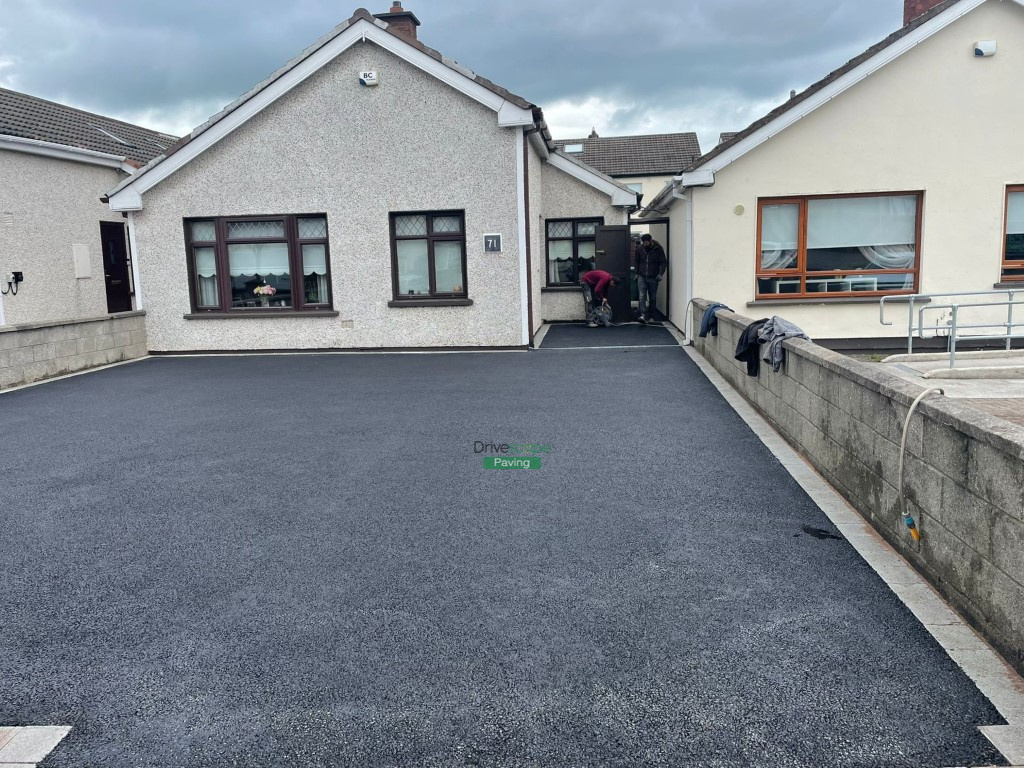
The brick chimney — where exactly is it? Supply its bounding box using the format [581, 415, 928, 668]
[904, 0, 946, 25]
[374, 2, 421, 41]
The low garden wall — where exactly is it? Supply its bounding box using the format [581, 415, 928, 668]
[690, 298, 1024, 674]
[0, 311, 147, 390]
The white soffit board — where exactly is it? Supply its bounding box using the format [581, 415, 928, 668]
[690, 0, 1016, 179]
[547, 153, 637, 207]
[108, 19, 535, 210]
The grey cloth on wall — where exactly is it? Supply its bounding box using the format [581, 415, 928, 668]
[757, 316, 810, 373]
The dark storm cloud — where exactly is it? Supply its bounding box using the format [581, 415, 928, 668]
[0, 0, 903, 141]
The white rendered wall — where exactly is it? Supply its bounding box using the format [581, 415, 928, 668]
[0, 152, 126, 326]
[132, 42, 524, 351]
[539, 164, 628, 322]
[673, 0, 1024, 341]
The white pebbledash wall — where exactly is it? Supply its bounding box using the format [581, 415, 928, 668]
[133, 42, 525, 351]
[673, 0, 1024, 341]
[538, 165, 629, 323]
[0, 151, 128, 326]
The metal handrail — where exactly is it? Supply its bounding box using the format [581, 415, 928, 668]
[880, 288, 1023, 362]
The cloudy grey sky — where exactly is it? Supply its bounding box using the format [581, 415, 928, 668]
[0, 0, 904, 153]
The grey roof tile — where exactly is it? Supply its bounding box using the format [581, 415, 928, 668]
[0, 87, 178, 166]
[552, 132, 701, 177]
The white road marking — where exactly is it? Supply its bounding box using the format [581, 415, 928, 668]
[0, 726, 71, 766]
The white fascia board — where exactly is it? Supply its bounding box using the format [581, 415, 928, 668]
[498, 101, 534, 127]
[690, 0, 1000, 178]
[547, 153, 636, 207]
[108, 18, 534, 211]
[0, 134, 127, 170]
[678, 170, 714, 187]
[528, 130, 549, 161]
[109, 187, 143, 212]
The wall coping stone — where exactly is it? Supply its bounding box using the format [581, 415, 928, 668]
[694, 298, 1024, 460]
[0, 311, 146, 335]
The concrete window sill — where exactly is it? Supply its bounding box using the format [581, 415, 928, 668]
[993, 282, 1024, 289]
[184, 310, 340, 320]
[388, 299, 474, 308]
[746, 296, 931, 307]
[541, 286, 583, 293]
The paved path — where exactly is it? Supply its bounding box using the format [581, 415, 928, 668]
[0, 349, 1008, 767]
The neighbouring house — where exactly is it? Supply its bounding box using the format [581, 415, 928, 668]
[0, 88, 176, 327]
[554, 130, 701, 209]
[551, 130, 701, 320]
[102, 3, 636, 351]
[640, 0, 1024, 346]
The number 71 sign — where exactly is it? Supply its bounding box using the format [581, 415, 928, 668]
[483, 234, 502, 253]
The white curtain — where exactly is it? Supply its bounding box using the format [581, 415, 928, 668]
[228, 242, 289, 276]
[302, 244, 329, 303]
[857, 244, 916, 269]
[760, 204, 798, 270]
[1008, 192, 1024, 235]
[397, 240, 429, 295]
[433, 241, 464, 293]
[807, 195, 917, 249]
[194, 247, 218, 306]
[548, 240, 574, 283]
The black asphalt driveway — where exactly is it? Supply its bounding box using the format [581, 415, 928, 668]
[0, 347, 1007, 767]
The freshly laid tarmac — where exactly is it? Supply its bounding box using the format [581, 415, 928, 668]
[0, 346, 1008, 767]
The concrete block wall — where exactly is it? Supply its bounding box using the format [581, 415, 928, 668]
[690, 299, 1024, 674]
[0, 311, 147, 390]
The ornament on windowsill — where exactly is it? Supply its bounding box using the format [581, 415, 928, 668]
[254, 283, 277, 307]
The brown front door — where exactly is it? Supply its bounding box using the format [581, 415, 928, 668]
[595, 225, 631, 322]
[100, 221, 133, 313]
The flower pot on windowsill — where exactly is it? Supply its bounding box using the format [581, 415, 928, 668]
[259, 297, 270, 307]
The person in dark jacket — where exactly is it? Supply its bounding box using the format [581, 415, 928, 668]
[634, 234, 667, 323]
[580, 270, 619, 327]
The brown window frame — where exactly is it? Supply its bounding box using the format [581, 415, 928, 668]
[755, 191, 923, 299]
[389, 210, 469, 301]
[545, 217, 604, 286]
[184, 214, 333, 314]
[1002, 185, 1024, 282]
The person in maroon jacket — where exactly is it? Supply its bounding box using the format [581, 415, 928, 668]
[580, 269, 619, 327]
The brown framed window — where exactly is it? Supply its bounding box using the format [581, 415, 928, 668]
[1002, 186, 1024, 281]
[546, 218, 602, 285]
[390, 211, 468, 299]
[755, 192, 922, 298]
[185, 215, 332, 312]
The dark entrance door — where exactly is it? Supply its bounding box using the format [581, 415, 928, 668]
[100, 221, 133, 313]
[595, 225, 631, 323]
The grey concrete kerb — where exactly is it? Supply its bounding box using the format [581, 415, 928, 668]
[0, 726, 71, 766]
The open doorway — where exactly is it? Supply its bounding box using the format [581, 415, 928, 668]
[630, 218, 670, 323]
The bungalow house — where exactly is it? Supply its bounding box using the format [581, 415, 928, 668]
[0, 89, 175, 326]
[103, 3, 637, 351]
[640, 0, 1024, 346]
